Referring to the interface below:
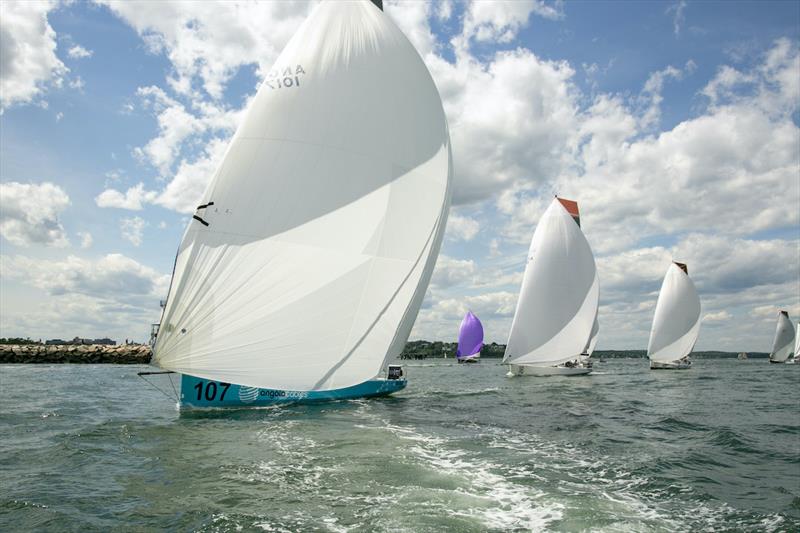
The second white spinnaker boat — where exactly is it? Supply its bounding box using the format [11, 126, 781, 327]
[768, 311, 795, 364]
[504, 198, 598, 376]
[146, 0, 452, 408]
[647, 262, 701, 370]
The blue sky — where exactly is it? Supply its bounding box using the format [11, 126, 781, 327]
[1, 0, 798, 350]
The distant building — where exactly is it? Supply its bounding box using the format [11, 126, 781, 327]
[45, 337, 116, 346]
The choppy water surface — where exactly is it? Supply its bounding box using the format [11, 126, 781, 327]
[1, 359, 798, 531]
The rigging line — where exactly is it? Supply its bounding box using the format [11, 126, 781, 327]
[137, 373, 179, 403]
[168, 372, 178, 400]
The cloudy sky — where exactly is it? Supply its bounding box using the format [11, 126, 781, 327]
[1, 0, 798, 350]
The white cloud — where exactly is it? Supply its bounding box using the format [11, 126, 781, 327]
[459, 0, 562, 47]
[78, 231, 93, 249]
[666, 1, 687, 37]
[496, 39, 800, 255]
[120, 216, 146, 246]
[67, 44, 93, 59]
[445, 213, 480, 241]
[95, 182, 157, 210]
[1, 253, 168, 341]
[703, 310, 731, 323]
[0, 0, 67, 112]
[96, 0, 316, 99]
[154, 137, 229, 213]
[431, 255, 476, 289]
[0, 181, 70, 247]
[430, 48, 579, 204]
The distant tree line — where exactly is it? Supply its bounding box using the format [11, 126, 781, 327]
[399, 341, 769, 360]
[0, 337, 41, 345]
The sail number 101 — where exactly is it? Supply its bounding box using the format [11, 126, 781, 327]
[193, 381, 231, 402]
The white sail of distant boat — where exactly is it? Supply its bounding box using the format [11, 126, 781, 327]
[148, 0, 452, 408]
[768, 311, 794, 364]
[580, 311, 599, 362]
[793, 323, 800, 363]
[647, 262, 701, 370]
[503, 197, 598, 376]
[588, 317, 599, 355]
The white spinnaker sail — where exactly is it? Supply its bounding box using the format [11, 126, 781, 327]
[503, 199, 599, 366]
[769, 312, 794, 362]
[153, 0, 452, 391]
[647, 263, 701, 364]
[794, 323, 800, 359]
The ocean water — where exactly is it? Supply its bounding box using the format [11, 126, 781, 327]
[1, 359, 798, 532]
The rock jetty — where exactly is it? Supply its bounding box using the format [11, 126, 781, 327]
[0, 344, 152, 364]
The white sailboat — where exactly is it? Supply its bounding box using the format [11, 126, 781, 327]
[768, 311, 795, 364]
[146, 0, 452, 408]
[647, 262, 701, 370]
[792, 323, 800, 364]
[504, 198, 599, 376]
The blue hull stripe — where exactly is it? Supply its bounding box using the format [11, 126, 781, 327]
[180, 374, 407, 409]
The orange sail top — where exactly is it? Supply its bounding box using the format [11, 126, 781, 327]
[557, 197, 580, 227]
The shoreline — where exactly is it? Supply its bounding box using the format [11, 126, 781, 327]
[0, 344, 152, 364]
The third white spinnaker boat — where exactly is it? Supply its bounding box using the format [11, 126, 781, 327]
[768, 311, 795, 364]
[504, 198, 598, 376]
[146, 0, 452, 408]
[647, 262, 701, 370]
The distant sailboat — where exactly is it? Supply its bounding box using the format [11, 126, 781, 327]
[737, 352, 748, 360]
[768, 311, 795, 364]
[456, 311, 483, 363]
[792, 323, 800, 364]
[580, 315, 599, 363]
[504, 198, 598, 376]
[647, 262, 701, 370]
[146, 0, 452, 408]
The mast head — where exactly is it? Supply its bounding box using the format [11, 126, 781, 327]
[673, 261, 688, 274]
[370, 0, 383, 10]
[779, 310, 789, 316]
[556, 197, 580, 227]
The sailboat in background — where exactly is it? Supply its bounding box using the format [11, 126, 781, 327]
[456, 311, 483, 363]
[145, 0, 452, 408]
[580, 315, 599, 363]
[647, 262, 701, 370]
[503, 198, 598, 376]
[768, 311, 795, 364]
[789, 323, 800, 364]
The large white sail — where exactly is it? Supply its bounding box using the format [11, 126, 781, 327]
[153, 0, 452, 391]
[503, 198, 599, 366]
[769, 311, 795, 363]
[647, 263, 701, 364]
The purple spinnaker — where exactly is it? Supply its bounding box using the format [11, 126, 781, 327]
[456, 311, 484, 359]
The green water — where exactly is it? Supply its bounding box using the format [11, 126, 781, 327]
[1, 359, 798, 531]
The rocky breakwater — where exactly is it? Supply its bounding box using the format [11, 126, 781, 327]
[0, 344, 152, 364]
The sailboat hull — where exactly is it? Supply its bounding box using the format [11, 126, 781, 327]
[649, 360, 692, 370]
[179, 374, 407, 409]
[457, 353, 480, 363]
[506, 364, 591, 376]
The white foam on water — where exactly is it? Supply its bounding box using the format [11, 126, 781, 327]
[480, 425, 787, 531]
[355, 414, 564, 531]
